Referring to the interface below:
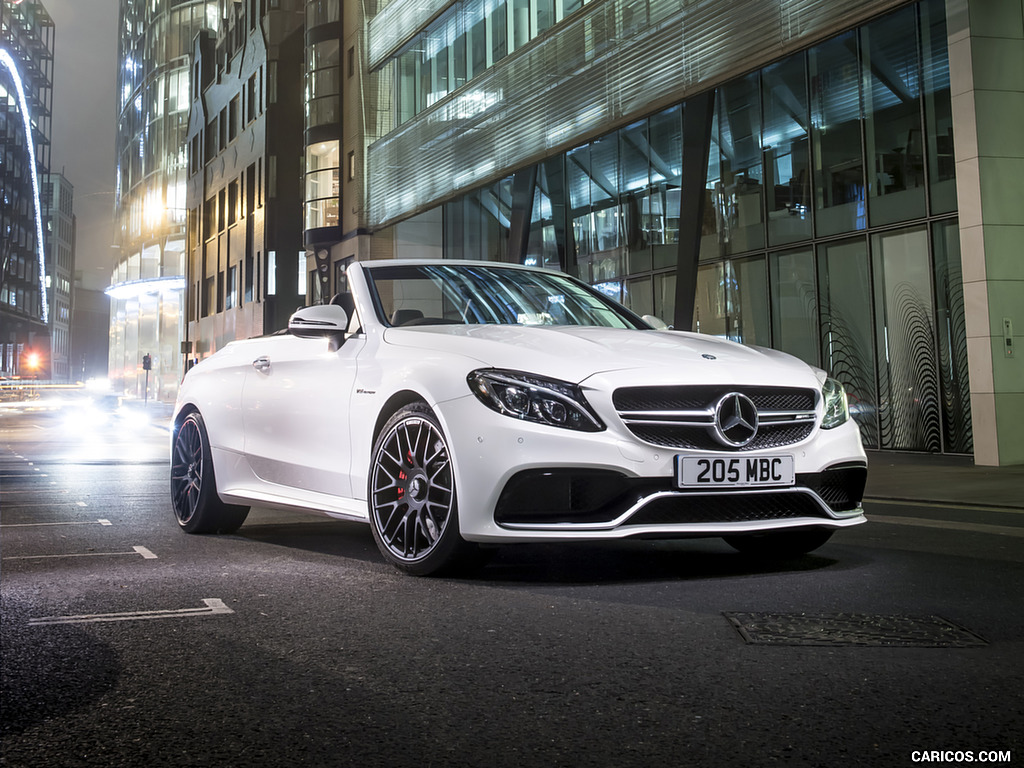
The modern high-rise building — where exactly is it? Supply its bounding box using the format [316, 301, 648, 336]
[183, 0, 305, 357]
[284, 0, 1019, 466]
[0, 0, 53, 378]
[41, 170, 73, 381]
[108, 0, 218, 402]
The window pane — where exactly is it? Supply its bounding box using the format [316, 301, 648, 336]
[863, 5, 926, 226]
[536, 0, 554, 35]
[589, 133, 621, 265]
[763, 53, 812, 245]
[512, 0, 530, 50]
[693, 262, 726, 337]
[819, 237, 877, 446]
[567, 144, 593, 263]
[648, 104, 682, 269]
[718, 72, 764, 255]
[810, 32, 866, 236]
[700, 103, 721, 261]
[932, 219, 972, 452]
[770, 248, 819, 367]
[490, 1, 507, 64]
[729, 257, 768, 345]
[619, 120, 651, 270]
[922, 0, 956, 214]
[625, 276, 653, 317]
[872, 225, 940, 450]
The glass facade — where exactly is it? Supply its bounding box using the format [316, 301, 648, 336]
[0, 0, 53, 369]
[391, 0, 595, 126]
[304, 0, 342, 242]
[110, 0, 218, 401]
[397, 0, 970, 454]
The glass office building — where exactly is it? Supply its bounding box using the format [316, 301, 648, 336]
[109, 0, 218, 402]
[348, 0, 1023, 465]
[0, 0, 53, 376]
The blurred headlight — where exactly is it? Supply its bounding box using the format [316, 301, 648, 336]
[468, 369, 604, 432]
[821, 377, 850, 429]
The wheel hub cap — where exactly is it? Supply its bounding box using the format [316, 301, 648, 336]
[408, 474, 427, 502]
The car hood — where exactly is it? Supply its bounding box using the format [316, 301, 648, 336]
[382, 325, 822, 389]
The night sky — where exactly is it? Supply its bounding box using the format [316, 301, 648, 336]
[44, 0, 120, 291]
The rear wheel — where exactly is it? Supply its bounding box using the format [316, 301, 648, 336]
[368, 402, 479, 576]
[723, 528, 834, 557]
[170, 411, 249, 534]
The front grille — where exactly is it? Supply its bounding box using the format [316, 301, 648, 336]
[613, 385, 815, 413]
[613, 385, 817, 451]
[628, 422, 814, 451]
[625, 491, 830, 526]
[494, 469, 671, 525]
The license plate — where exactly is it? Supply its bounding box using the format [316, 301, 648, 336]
[675, 455, 795, 488]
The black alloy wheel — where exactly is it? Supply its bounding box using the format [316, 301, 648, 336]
[369, 402, 477, 575]
[170, 411, 248, 534]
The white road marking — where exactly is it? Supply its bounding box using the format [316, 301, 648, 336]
[4, 546, 158, 561]
[77, 501, 88, 507]
[28, 598, 234, 626]
[867, 513, 1024, 538]
[0, 519, 113, 528]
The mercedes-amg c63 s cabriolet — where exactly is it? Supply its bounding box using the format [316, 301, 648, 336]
[171, 260, 867, 575]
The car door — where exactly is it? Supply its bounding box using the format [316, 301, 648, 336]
[240, 333, 364, 501]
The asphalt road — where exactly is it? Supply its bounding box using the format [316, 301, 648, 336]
[1, 408, 1021, 768]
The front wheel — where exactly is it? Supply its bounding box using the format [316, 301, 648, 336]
[723, 528, 834, 558]
[170, 411, 249, 534]
[368, 403, 479, 576]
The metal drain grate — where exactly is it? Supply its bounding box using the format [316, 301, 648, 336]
[724, 612, 988, 647]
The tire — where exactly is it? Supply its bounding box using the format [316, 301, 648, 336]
[368, 402, 479, 576]
[170, 411, 249, 534]
[723, 528, 834, 558]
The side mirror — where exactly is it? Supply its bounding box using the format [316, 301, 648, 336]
[642, 314, 672, 331]
[288, 304, 348, 350]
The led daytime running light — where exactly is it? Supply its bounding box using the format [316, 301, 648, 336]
[821, 377, 850, 430]
[468, 369, 604, 432]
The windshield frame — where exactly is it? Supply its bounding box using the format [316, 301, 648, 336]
[362, 262, 652, 331]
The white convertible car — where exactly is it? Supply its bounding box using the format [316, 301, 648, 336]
[171, 260, 867, 575]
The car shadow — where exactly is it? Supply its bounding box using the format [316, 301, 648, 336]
[235, 514, 850, 585]
[237, 518, 383, 566]
[471, 539, 844, 586]
[0, 594, 121, 737]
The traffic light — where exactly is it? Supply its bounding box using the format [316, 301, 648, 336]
[142, 354, 152, 371]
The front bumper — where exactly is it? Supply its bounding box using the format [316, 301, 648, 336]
[494, 463, 866, 531]
[437, 395, 867, 543]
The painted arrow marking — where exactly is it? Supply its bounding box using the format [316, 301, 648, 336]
[3, 545, 156, 561]
[28, 598, 235, 626]
[0, 519, 112, 528]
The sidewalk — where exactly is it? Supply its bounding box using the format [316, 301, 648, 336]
[865, 450, 1024, 511]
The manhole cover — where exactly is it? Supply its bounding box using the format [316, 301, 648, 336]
[723, 612, 988, 647]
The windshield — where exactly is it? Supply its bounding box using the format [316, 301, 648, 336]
[365, 263, 647, 329]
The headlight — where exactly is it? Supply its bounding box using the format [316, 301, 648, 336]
[821, 377, 850, 429]
[467, 369, 604, 432]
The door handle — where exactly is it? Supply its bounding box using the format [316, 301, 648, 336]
[252, 356, 271, 372]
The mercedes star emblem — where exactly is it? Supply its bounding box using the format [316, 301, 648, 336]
[712, 392, 759, 447]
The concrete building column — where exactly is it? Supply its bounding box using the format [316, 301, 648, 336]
[947, 0, 1024, 465]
